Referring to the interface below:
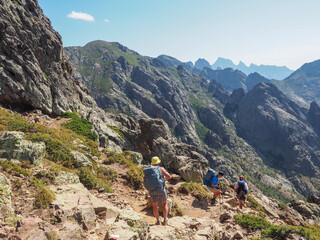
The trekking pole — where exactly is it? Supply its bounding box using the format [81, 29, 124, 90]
[218, 184, 222, 211]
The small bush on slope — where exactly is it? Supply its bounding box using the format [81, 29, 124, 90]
[63, 112, 98, 141]
[235, 214, 320, 240]
[103, 150, 144, 189]
[79, 167, 113, 193]
[33, 185, 56, 209]
[179, 182, 212, 200]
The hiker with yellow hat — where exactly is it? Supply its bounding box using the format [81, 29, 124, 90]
[143, 156, 171, 225]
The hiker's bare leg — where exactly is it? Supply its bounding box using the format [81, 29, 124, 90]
[214, 191, 220, 199]
[162, 201, 168, 220]
[152, 202, 159, 221]
[239, 199, 243, 209]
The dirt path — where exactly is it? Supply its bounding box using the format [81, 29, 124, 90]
[105, 162, 237, 224]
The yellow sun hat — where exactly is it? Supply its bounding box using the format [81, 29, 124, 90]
[151, 156, 161, 165]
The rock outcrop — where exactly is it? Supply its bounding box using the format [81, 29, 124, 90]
[0, 131, 45, 165]
[0, 0, 127, 149]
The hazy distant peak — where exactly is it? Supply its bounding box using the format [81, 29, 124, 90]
[195, 58, 211, 69]
[212, 57, 293, 80]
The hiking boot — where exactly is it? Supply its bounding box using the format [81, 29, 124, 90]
[155, 219, 161, 225]
[162, 219, 168, 226]
[211, 198, 216, 206]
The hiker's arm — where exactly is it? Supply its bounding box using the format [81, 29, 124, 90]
[234, 182, 238, 192]
[160, 167, 171, 180]
[211, 183, 220, 188]
[245, 183, 249, 192]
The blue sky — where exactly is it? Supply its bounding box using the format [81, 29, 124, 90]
[38, 0, 320, 70]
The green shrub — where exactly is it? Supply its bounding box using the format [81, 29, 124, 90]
[28, 133, 75, 168]
[0, 160, 31, 176]
[79, 167, 113, 193]
[95, 165, 118, 182]
[63, 112, 98, 141]
[127, 166, 144, 189]
[171, 202, 184, 217]
[46, 230, 58, 240]
[34, 170, 56, 185]
[33, 185, 56, 209]
[234, 214, 270, 230]
[179, 182, 212, 200]
[103, 151, 129, 165]
[79, 167, 96, 189]
[8, 118, 37, 132]
[261, 225, 292, 239]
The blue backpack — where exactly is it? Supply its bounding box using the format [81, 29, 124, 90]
[203, 169, 216, 186]
[143, 166, 165, 192]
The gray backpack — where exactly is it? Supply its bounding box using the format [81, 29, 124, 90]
[143, 166, 165, 192]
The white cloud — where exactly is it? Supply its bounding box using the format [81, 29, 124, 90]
[67, 11, 95, 22]
[104, 18, 110, 23]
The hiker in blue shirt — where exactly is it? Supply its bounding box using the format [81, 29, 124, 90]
[208, 172, 224, 205]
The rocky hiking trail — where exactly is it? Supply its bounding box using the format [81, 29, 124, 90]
[1, 109, 319, 240]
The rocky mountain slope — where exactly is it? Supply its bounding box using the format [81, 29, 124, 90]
[226, 83, 320, 193]
[1, 0, 320, 239]
[273, 59, 320, 108]
[66, 40, 320, 198]
[0, 107, 320, 240]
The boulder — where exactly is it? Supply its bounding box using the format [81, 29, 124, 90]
[128, 151, 143, 164]
[289, 200, 320, 219]
[71, 151, 92, 168]
[233, 231, 243, 239]
[50, 183, 120, 238]
[107, 210, 148, 240]
[16, 217, 47, 240]
[0, 131, 45, 165]
[219, 212, 232, 223]
[54, 171, 80, 185]
[72, 206, 96, 231]
[307, 195, 320, 205]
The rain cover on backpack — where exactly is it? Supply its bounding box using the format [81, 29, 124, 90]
[143, 166, 165, 192]
[203, 169, 216, 186]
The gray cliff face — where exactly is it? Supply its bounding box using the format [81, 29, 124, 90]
[0, 0, 86, 114]
[0, 0, 126, 149]
[234, 83, 320, 177]
[308, 102, 320, 135]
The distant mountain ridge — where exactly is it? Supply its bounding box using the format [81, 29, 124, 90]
[211, 57, 294, 80]
[156, 55, 294, 80]
[272, 59, 320, 108]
